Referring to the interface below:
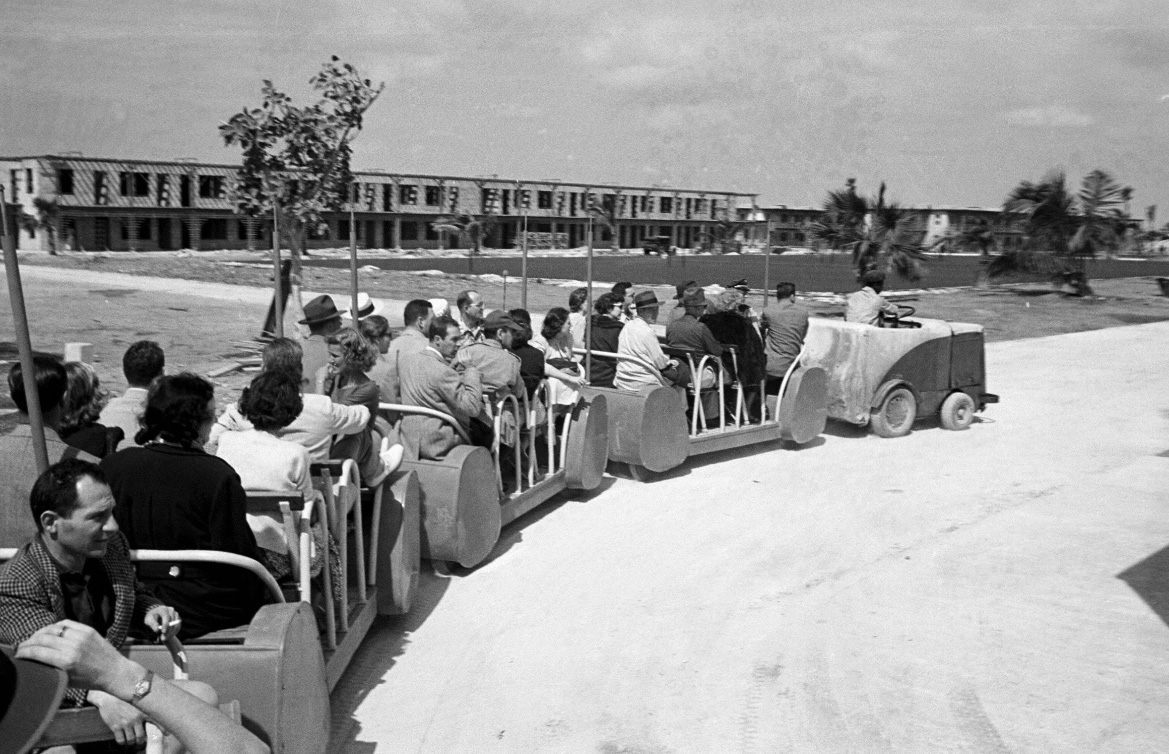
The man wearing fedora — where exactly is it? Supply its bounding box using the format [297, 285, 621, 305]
[340, 292, 386, 323]
[666, 280, 698, 325]
[299, 295, 344, 392]
[665, 288, 724, 419]
[614, 290, 679, 392]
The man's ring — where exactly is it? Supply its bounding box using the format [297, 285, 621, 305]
[56, 625, 67, 638]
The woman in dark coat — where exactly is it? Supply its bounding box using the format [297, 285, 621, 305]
[700, 289, 767, 421]
[100, 373, 268, 640]
[587, 293, 625, 388]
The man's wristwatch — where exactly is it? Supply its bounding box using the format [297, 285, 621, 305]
[129, 669, 155, 704]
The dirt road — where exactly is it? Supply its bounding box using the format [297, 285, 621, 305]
[330, 321, 1169, 753]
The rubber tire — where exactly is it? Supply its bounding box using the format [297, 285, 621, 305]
[870, 387, 917, 438]
[940, 391, 976, 431]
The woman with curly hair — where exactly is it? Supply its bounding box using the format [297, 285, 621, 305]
[316, 328, 403, 487]
[99, 373, 268, 639]
[58, 361, 124, 457]
[216, 371, 334, 584]
[532, 306, 584, 410]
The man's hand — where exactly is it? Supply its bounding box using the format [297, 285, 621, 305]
[17, 621, 151, 745]
[144, 605, 181, 641]
[89, 689, 149, 747]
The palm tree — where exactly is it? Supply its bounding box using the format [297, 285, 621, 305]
[929, 217, 1000, 287]
[810, 179, 926, 282]
[989, 169, 1127, 296]
[432, 212, 497, 255]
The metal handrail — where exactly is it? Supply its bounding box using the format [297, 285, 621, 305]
[378, 402, 473, 444]
[572, 347, 666, 386]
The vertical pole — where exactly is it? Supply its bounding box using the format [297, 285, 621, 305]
[349, 201, 359, 326]
[272, 202, 283, 338]
[521, 212, 529, 310]
[762, 218, 772, 311]
[585, 215, 594, 384]
[0, 187, 49, 474]
[502, 269, 509, 311]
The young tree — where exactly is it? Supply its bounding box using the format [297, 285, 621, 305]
[811, 179, 926, 282]
[220, 57, 384, 324]
[18, 198, 62, 255]
[432, 212, 497, 255]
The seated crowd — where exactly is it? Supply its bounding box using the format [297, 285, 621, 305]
[0, 279, 812, 745]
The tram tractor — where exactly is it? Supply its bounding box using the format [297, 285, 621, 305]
[381, 379, 609, 568]
[577, 345, 829, 480]
[803, 312, 999, 438]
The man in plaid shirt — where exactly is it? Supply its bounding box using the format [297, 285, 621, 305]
[0, 459, 180, 748]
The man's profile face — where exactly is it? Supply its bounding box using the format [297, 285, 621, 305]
[497, 329, 514, 350]
[462, 293, 485, 325]
[418, 310, 435, 334]
[435, 325, 461, 361]
[640, 305, 659, 324]
[44, 477, 119, 560]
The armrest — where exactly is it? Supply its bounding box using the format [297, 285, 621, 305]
[130, 549, 285, 603]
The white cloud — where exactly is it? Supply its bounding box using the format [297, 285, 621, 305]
[1004, 105, 1094, 128]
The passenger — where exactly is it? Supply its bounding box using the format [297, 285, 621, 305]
[727, 278, 762, 331]
[611, 281, 634, 322]
[587, 293, 625, 388]
[665, 288, 724, 419]
[298, 295, 344, 392]
[360, 314, 394, 402]
[533, 307, 585, 412]
[702, 289, 767, 420]
[318, 328, 405, 488]
[215, 371, 323, 579]
[98, 339, 164, 447]
[508, 309, 546, 399]
[16, 621, 270, 754]
[373, 299, 434, 405]
[100, 373, 269, 640]
[59, 361, 124, 458]
[567, 287, 589, 346]
[1, 356, 99, 547]
[340, 291, 385, 323]
[666, 280, 699, 325]
[207, 338, 369, 464]
[845, 270, 900, 326]
[453, 311, 526, 446]
[614, 291, 679, 391]
[760, 282, 810, 394]
[453, 289, 486, 347]
[0, 460, 180, 745]
[398, 316, 484, 461]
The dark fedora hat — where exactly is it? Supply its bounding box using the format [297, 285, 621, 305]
[298, 295, 342, 326]
[674, 280, 697, 299]
[681, 288, 708, 307]
[632, 290, 660, 309]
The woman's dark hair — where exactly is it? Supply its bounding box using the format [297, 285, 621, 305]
[238, 371, 303, 432]
[509, 308, 533, 346]
[593, 293, 619, 316]
[136, 372, 216, 447]
[8, 355, 67, 415]
[60, 361, 107, 433]
[568, 287, 589, 313]
[541, 307, 569, 341]
[359, 315, 390, 341]
[261, 338, 304, 385]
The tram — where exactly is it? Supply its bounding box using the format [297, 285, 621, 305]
[577, 344, 829, 480]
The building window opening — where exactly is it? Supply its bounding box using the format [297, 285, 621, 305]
[425, 186, 441, 206]
[198, 175, 224, 199]
[399, 184, 418, 205]
[400, 221, 419, 241]
[201, 218, 228, 240]
[25, 168, 34, 193]
[57, 169, 74, 195]
[537, 191, 553, 209]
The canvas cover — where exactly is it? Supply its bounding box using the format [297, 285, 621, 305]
[803, 317, 974, 424]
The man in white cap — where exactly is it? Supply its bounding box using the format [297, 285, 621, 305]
[340, 292, 385, 323]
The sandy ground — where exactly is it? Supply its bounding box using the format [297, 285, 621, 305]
[2, 264, 1168, 752]
[328, 321, 1169, 754]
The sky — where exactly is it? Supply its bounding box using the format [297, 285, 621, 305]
[3, 0, 1169, 213]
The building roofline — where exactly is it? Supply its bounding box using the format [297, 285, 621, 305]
[1, 154, 756, 198]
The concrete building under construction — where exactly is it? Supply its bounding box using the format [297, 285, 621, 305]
[1, 154, 757, 253]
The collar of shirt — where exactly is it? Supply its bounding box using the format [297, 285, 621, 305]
[38, 533, 82, 577]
